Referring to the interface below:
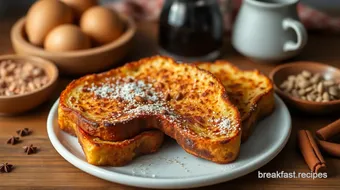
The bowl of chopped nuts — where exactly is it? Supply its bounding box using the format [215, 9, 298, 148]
[0, 54, 58, 115]
[269, 62, 340, 114]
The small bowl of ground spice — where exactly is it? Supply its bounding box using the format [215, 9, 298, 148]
[269, 61, 340, 114]
[0, 54, 58, 115]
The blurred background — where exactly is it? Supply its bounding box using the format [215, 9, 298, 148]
[0, 0, 117, 18]
[1, 0, 340, 31]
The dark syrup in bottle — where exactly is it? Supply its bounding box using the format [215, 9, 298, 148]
[159, 0, 223, 61]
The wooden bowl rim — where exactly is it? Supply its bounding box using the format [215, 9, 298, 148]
[0, 54, 58, 99]
[269, 61, 340, 106]
[10, 13, 136, 57]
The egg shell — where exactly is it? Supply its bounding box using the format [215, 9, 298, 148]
[60, 0, 98, 18]
[26, 0, 73, 46]
[44, 24, 91, 52]
[80, 6, 124, 45]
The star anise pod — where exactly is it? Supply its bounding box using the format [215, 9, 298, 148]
[6, 136, 20, 145]
[16, 128, 31, 137]
[23, 144, 37, 155]
[0, 163, 13, 173]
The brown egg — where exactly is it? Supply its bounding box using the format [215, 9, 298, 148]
[44, 24, 91, 52]
[60, 0, 97, 18]
[26, 0, 73, 46]
[80, 6, 124, 46]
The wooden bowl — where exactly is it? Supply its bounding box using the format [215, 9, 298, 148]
[10, 14, 136, 75]
[269, 62, 340, 114]
[0, 55, 58, 115]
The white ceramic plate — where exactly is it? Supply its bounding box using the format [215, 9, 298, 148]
[47, 95, 291, 189]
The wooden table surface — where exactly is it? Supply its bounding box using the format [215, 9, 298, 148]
[1, 17, 340, 190]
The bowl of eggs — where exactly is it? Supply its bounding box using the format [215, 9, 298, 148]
[11, 0, 136, 75]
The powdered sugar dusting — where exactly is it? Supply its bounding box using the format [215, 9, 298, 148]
[209, 117, 239, 135]
[83, 77, 179, 123]
[89, 77, 160, 103]
[125, 102, 179, 123]
[217, 118, 231, 131]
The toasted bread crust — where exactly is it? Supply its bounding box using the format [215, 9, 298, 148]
[157, 118, 241, 163]
[77, 128, 164, 166]
[197, 61, 274, 142]
[59, 56, 241, 164]
[59, 105, 164, 166]
[241, 91, 275, 141]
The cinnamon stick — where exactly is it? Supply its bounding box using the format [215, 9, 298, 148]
[298, 130, 326, 173]
[318, 140, 340, 158]
[316, 119, 340, 141]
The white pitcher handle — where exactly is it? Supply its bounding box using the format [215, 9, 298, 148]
[282, 18, 308, 52]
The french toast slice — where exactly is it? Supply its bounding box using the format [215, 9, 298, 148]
[58, 105, 164, 166]
[77, 127, 164, 166]
[197, 61, 275, 142]
[59, 56, 241, 164]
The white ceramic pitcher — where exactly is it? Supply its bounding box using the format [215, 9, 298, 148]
[232, 0, 308, 62]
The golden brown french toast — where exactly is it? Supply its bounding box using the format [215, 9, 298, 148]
[59, 56, 241, 165]
[77, 127, 164, 166]
[58, 104, 164, 166]
[197, 61, 275, 142]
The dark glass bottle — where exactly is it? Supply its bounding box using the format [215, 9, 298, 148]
[158, 0, 224, 62]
